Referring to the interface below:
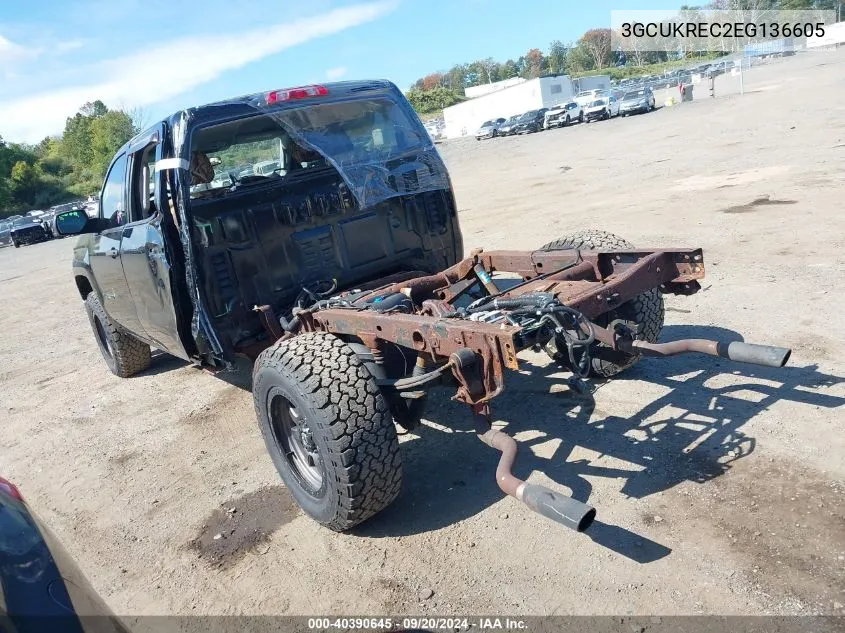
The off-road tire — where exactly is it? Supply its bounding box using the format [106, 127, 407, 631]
[85, 292, 151, 378]
[253, 332, 402, 531]
[541, 230, 664, 378]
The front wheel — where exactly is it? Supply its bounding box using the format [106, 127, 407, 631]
[85, 292, 151, 377]
[540, 230, 665, 378]
[253, 333, 403, 531]
[579, 112, 584, 123]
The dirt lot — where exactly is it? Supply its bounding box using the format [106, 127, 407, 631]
[1, 51, 844, 622]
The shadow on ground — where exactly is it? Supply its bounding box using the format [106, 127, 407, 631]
[137, 350, 191, 377]
[356, 325, 845, 559]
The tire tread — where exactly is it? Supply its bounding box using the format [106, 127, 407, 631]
[85, 292, 151, 378]
[253, 333, 401, 531]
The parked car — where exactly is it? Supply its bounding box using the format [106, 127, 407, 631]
[424, 119, 445, 140]
[497, 115, 521, 136]
[583, 96, 620, 122]
[475, 118, 506, 140]
[254, 160, 282, 176]
[574, 89, 609, 107]
[9, 215, 51, 247]
[544, 102, 583, 129]
[52, 79, 463, 533]
[619, 87, 656, 115]
[512, 108, 549, 134]
[0, 220, 11, 246]
[0, 475, 129, 631]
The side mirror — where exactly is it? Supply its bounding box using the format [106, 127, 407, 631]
[55, 210, 99, 236]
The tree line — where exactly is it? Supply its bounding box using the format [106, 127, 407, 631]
[0, 100, 136, 218]
[405, 0, 843, 114]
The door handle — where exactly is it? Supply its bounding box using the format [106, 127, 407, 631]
[109, 248, 118, 259]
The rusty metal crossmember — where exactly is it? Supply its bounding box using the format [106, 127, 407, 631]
[290, 247, 708, 404]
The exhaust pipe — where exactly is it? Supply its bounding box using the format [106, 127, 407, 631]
[614, 338, 792, 368]
[475, 418, 595, 532]
[718, 341, 791, 368]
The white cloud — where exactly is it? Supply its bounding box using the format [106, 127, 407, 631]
[0, 35, 41, 68]
[0, 1, 396, 143]
[55, 39, 86, 53]
[325, 66, 348, 80]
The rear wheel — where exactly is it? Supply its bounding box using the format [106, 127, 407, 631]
[13, 241, 19, 248]
[84, 292, 151, 377]
[253, 332, 402, 531]
[540, 230, 665, 378]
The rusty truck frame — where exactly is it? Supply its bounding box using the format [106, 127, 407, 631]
[253, 242, 790, 532]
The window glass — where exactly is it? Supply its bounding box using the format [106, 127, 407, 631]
[130, 144, 158, 222]
[100, 154, 128, 226]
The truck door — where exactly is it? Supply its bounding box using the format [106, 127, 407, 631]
[118, 128, 191, 360]
[88, 153, 146, 335]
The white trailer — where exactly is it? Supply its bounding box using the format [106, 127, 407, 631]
[443, 76, 576, 139]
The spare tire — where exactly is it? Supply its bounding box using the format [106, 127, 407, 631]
[541, 230, 664, 378]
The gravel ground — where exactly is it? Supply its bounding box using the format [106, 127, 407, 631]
[1, 50, 843, 622]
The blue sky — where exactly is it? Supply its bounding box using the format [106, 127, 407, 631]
[1, 0, 683, 143]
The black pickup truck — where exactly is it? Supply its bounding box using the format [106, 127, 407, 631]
[55, 80, 464, 530]
[56, 79, 792, 535]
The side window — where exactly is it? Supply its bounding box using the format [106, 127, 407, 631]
[129, 143, 159, 223]
[100, 154, 128, 227]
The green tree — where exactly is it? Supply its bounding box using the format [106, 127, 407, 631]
[567, 44, 594, 73]
[443, 64, 469, 91]
[548, 40, 570, 74]
[80, 100, 108, 118]
[405, 86, 464, 114]
[578, 29, 613, 71]
[1, 100, 138, 212]
[61, 113, 94, 168]
[10, 161, 42, 205]
[497, 59, 519, 81]
[90, 110, 136, 179]
[524, 48, 547, 78]
[0, 173, 10, 210]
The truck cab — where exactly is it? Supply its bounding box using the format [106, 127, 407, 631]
[56, 80, 464, 375]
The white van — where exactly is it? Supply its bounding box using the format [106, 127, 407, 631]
[574, 89, 609, 107]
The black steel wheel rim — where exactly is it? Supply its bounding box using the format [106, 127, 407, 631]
[268, 393, 324, 494]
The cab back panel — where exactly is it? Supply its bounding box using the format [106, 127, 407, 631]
[190, 167, 459, 348]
